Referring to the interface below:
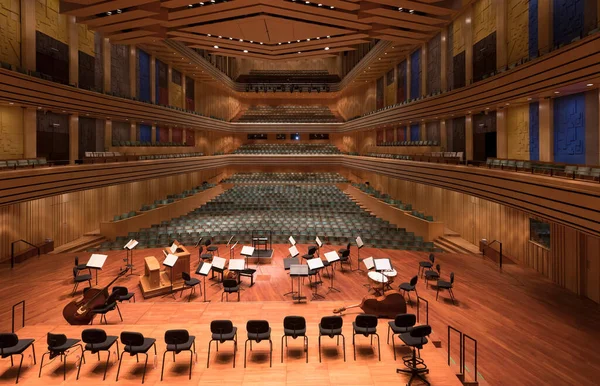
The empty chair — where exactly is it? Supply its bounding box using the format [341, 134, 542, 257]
[0, 333, 36, 384]
[74, 256, 89, 273]
[244, 320, 272, 368]
[387, 314, 417, 360]
[77, 328, 119, 380]
[424, 264, 441, 288]
[112, 286, 135, 303]
[116, 331, 157, 384]
[436, 272, 456, 304]
[352, 314, 380, 361]
[161, 329, 195, 381]
[318, 315, 345, 362]
[301, 246, 317, 262]
[281, 316, 308, 363]
[39, 332, 83, 380]
[399, 275, 419, 305]
[198, 246, 213, 262]
[207, 320, 237, 368]
[180, 272, 201, 302]
[418, 254, 434, 276]
[338, 242, 350, 256]
[72, 266, 92, 295]
[205, 239, 219, 256]
[222, 279, 240, 302]
[396, 325, 432, 385]
[339, 249, 351, 271]
[90, 291, 123, 324]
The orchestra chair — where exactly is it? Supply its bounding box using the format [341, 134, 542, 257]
[180, 272, 201, 302]
[301, 246, 317, 263]
[338, 242, 351, 256]
[161, 329, 195, 381]
[113, 286, 136, 303]
[74, 256, 90, 274]
[318, 316, 346, 362]
[38, 333, 83, 380]
[90, 291, 123, 325]
[0, 333, 36, 384]
[198, 246, 213, 262]
[424, 264, 441, 288]
[77, 328, 119, 381]
[116, 331, 157, 384]
[222, 279, 240, 302]
[244, 320, 272, 368]
[436, 272, 456, 305]
[418, 254, 434, 277]
[396, 325, 432, 386]
[352, 314, 380, 361]
[72, 267, 92, 295]
[399, 275, 419, 305]
[281, 316, 308, 363]
[205, 239, 219, 257]
[339, 249, 351, 271]
[207, 320, 238, 368]
[387, 314, 416, 360]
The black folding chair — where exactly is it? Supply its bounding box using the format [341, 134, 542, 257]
[281, 316, 308, 363]
[352, 314, 380, 361]
[0, 333, 36, 384]
[38, 333, 83, 380]
[207, 320, 237, 368]
[244, 320, 272, 368]
[161, 329, 195, 380]
[318, 316, 345, 362]
[77, 328, 119, 380]
[115, 331, 157, 384]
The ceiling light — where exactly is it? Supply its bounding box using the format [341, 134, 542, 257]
[8, 102, 13, 105]
[243, 50, 248, 53]
[468, 111, 472, 113]
[250, 40, 253, 43]
[318, 3, 322, 6]
[297, 40, 300, 42]
[409, 9, 414, 13]
[37, 106, 42, 109]
[324, 47, 330, 50]
[330, 5, 334, 9]
[239, 39, 243, 41]
[554, 91, 560, 94]
[307, 38, 310, 41]
[278, 42, 282, 45]
[189, 4, 193, 7]
[288, 41, 291, 43]
[466, 17, 471, 24]
[207, 34, 211, 36]
[305, 1, 310, 3]
[116, 9, 122, 13]
[214, 45, 219, 48]
[587, 83, 593, 86]
[399, 7, 403, 11]
[505, 103, 510, 105]
[260, 42, 263, 44]
[298, 51, 302, 54]
[106, 11, 112, 15]
[229, 37, 233, 40]
[485, 107, 490, 110]
[218, 36, 222, 38]
[326, 35, 330, 38]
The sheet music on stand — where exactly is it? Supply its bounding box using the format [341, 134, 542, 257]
[123, 240, 138, 275]
[197, 262, 212, 276]
[324, 251, 340, 263]
[356, 236, 364, 248]
[162, 254, 179, 299]
[124, 239, 138, 250]
[363, 257, 375, 270]
[288, 236, 296, 246]
[307, 257, 324, 271]
[228, 259, 245, 271]
[169, 243, 178, 254]
[373, 258, 392, 272]
[290, 264, 309, 303]
[162, 250, 168, 257]
[211, 256, 226, 270]
[241, 246, 255, 256]
[315, 237, 323, 248]
[288, 245, 299, 257]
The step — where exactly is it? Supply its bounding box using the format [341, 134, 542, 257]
[49, 235, 106, 254]
[438, 236, 480, 256]
[434, 239, 463, 254]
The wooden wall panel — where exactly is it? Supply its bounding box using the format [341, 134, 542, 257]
[195, 81, 241, 121]
[336, 82, 376, 121]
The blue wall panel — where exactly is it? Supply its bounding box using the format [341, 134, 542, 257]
[410, 124, 420, 142]
[553, 93, 585, 164]
[529, 102, 540, 161]
[138, 50, 151, 102]
[155, 126, 160, 142]
[553, 0, 584, 46]
[410, 50, 420, 100]
[528, 0, 539, 57]
[139, 124, 152, 142]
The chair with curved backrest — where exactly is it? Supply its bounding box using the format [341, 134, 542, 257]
[90, 291, 122, 325]
[72, 266, 92, 295]
[244, 320, 272, 368]
[77, 328, 119, 380]
[207, 320, 237, 368]
[205, 238, 219, 256]
[0, 333, 36, 384]
[112, 286, 135, 303]
[338, 242, 351, 256]
[399, 275, 419, 305]
[161, 329, 195, 380]
[222, 279, 240, 302]
[352, 314, 380, 361]
[281, 316, 308, 363]
[318, 315, 345, 362]
[116, 331, 156, 384]
[418, 254, 434, 277]
[198, 246, 213, 262]
[436, 272, 456, 305]
[301, 246, 317, 263]
[39, 333, 83, 380]
[424, 264, 441, 288]
[339, 249, 351, 271]
[387, 314, 417, 360]
[180, 272, 201, 302]
[396, 325, 432, 385]
[74, 256, 89, 273]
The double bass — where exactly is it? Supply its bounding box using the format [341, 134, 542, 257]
[62, 268, 128, 325]
[333, 290, 406, 319]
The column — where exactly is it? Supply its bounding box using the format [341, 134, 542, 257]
[496, 108, 508, 158]
[20, 0, 36, 72]
[421, 44, 427, 97]
[440, 27, 448, 92]
[150, 55, 156, 102]
[129, 45, 137, 99]
[67, 16, 78, 86]
[538, 0, 553, 54]
[130, 122, 137, 142]
[182, 128, 187, 145]
[464, 6, 473, 85]
[440, 119, 448, 150]
[181, 73, 187, 110]
[406, 54, 411, 101]
[406, 123, 412, 141]
[496, 0, 508, 70]
[103, 38, 111, 92]
[168, 128, 173, 142]
[104, 119, 112, 150]
[22, 107, 37, 158]
[151, 124, 157, 144]
[538, 98, 553, 162]
[421, 122, 427, 141]
[69, 114, 79, 164]
[465, 114, 473, 161]
[167, 64, 173, 105]
[584, 90, 599, 165]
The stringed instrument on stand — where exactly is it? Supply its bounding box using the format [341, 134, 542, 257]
[62, 268, 129, 325]
[333, 290, 407, 319]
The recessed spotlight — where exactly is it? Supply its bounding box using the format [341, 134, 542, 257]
[207, 34, 211, 37]
[399, 7, 403, 11]
[218, 36, 222, 38]
[239, 39, 243, 42]
[326, 35, 330, 38]
[278, 42, 282, 45]
[106, 11, 112, 15]
[527, 97, 532, 101]
[214, 45, 219, 48]
[305, 1, 309, 3]
[468, 111, 472, 113]
[324, 47, 330, 50]
[298, 51, 302, 54]
[243, 50, 248, 53]
[250, 40, 253, 43]
[485, 107, 490, 110]
[307, 38, 310, 41]
[318, 3, 322, 6]
[587, 83, 593, 86]
[330, 5, 334, 9]
[297, 40, 300, 42]
[288, 41, 291, 43]
[116, 9, 122, 13]
[554, 91, 560, 94]
[229, 37, 233, 40]
[316, 37, 320, 40]
[37, 106, 42, 109]
[505, 103, 510, 106]
[260, 42, 263, 44]
[8, 102, 13, 105]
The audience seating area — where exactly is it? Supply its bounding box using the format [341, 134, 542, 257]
[236, 70, 340, 84]
[377, 141, 440, 147]
[236, 106, 340, 123]
[221, 172, 348, 184]
[0, 158, 48, 170]
[484, 158, 600, 181]
[111, 140, 191, 147]
[353, 183, 432, 219]
[233, 143, 341, 155]
[364, 152, 463, 164]
[82, 152, 204, 164]
[102, 185, 440, 252]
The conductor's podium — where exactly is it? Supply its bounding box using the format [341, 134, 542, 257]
[138, 241, 191, 298]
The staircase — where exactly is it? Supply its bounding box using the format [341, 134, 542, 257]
[49, 234, 107, 254]
[434, 235, 481, 256]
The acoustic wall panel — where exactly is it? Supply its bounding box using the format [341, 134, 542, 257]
[453, 51, 466, 89]
[507, 0, 530, 64]
[111, 44, 130, 98]
[553, 0, 585, 46]
[410, 124, 420, 142]
[410, 50, 421, 99]
[427, 34, 442, 94]
[553, 93, 585, 164]
[137, 50, 151, 102]
[78, 51, 95, 90]
[529, 102, 540, 160]
[139, 124, 152, 142]
[473, 32, 497, 82]
[529, 0, 539, 57]
[397, 61, 407, 102]
[376, 76, 384, 109]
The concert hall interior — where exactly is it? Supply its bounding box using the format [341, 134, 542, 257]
[1, 0, 600, 385]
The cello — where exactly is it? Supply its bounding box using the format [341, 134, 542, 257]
[62, 268, 128, 325]
[333, 290, 407, 319]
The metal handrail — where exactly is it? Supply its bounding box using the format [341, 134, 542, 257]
[11, 240, 40, 269]
[416, 296, 429, 325]
[12, 301, 25, 333]
[447, 326, 463, 371]
[483, 239, 503, 269]
[463, 333, 479, 383]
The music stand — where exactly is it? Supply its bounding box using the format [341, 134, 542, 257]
[290, 264, 309, 303]
[86, 254, 108, 285]
[354, 236, 365, 272]
[228, 259, 245, 285]
[194, 237, 203, 262]
[315, 236, 323, 257]
[374, 258, 392, 294]
[226, 235, 235, 247]
[211, 256, 226, 286]
[288, 245, 299, 258]
[288, 236, 296, 246]
[229, 241, 238, 259]
[163, 254, 179, 299]
[324, 251, 341, 293]
[241, 245, 255, 269]
[123, 239, 138, 276]
[196, 261, 212, 302]
[283, 257, 299, 297]
[362, 256, 375, 289]
[307, 258, 325, 300]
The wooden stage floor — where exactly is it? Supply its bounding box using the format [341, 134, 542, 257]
[1, 244, 600, 385]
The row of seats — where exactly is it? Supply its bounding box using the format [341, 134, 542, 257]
[352, 183, 434, 219]
[138, 152, 204, 160]
[0, 158, 48, 170]
[377, 141, 440, 147]
[236, 106, 340, 123]
[221, 172, 348, 184]
[485, 158, 600, 181]
[82, 152, 204, 164]
[112, 141, 191, 147]
[233, 143, 342, 155]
